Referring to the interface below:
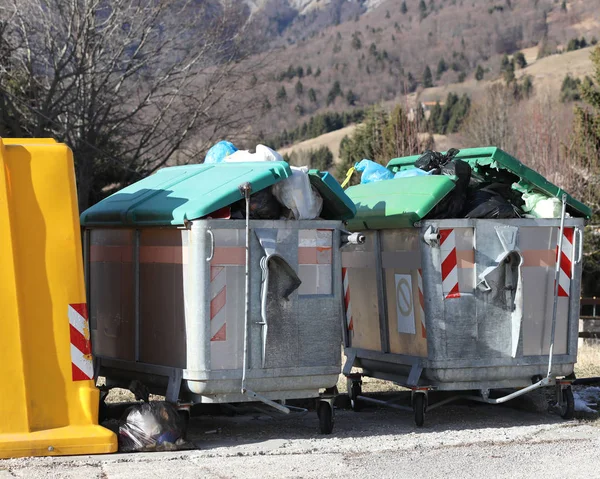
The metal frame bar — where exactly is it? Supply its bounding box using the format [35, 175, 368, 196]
[134, 229, 141, 362]
[348, 347, 576, 369]
[374, 231, 390, 353]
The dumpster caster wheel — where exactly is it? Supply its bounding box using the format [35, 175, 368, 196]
[317, 401, 334, 434]
[559, 386, 575, 420]
[347, 379, 362, 412]
[413, 393, 425, 427]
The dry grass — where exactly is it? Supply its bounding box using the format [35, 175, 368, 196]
[278, 124, 358, 165]
[575, 342, 600, 378]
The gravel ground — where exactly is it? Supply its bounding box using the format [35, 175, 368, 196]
[2, 388, 600, 478]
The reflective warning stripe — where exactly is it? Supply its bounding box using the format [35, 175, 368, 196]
[342, 267, 353, 332]
[210, 266, 227, 341]
[440, 229, 460, 299]
[68, 303, 93, 381]
[556, 227, 574, 298]
[417, 269, 426, 338]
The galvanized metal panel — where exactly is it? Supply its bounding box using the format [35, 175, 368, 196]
[138, 229, 187, 368]
[89, 229, 135, 361]
[346, 217, 584, 390]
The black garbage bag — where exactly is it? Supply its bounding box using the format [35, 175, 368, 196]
[463, 185, 523, 219]
[230, 188, 282, 219]
[415, 148, 460, 173]
[118, 402, 187, 452]
[427, 159, 471, 219]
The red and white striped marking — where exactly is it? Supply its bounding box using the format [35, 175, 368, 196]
[417, 269, 426, 338]
[68, 303, 94, 381]
[440, 229, 460, 299]
[556, 227, 574, 298]
[210, 266, 227, 341]
[342, 267, 353, 332]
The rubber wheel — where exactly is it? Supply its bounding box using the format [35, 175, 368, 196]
[317, 402, 334, 434]
[413, 393, 425, 427]
[348, 379, 362, 412]
[560, 386, 575, 420]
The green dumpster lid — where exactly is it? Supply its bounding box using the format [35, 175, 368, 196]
[80, 162, 293, 226]
[308, 170, 357, 221]
[345, 175, 456, 230]
[387, 147, 591, 218]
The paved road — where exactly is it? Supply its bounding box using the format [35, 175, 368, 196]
[2, 392, 599, 478]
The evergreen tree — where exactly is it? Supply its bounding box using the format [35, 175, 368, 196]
[436, 58, 448, 79]
[346, 90, 358, 106]
[407, 72, 417, 92]
[306, 65, 313, 76]
[419, 0, 427, 19]
[401, 1, 408, 14]
[315, 67, 321, 77]
[308, 88, 318, 103]
[423, 66, 433, 88]
[295, 80, 304, 96]
[514, 51, 527, 68]
[276, 86, 287, 102]
[475, 64, 485, 81]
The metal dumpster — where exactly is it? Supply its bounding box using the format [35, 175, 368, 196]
[80, 161, 358, 433]
[342, 147, 590, 426]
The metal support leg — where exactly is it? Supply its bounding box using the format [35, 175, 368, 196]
[166, 368, 183, 404]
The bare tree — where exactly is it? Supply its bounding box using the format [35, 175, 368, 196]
[0, 0, 266, 210]
[461, 83, 517, 153]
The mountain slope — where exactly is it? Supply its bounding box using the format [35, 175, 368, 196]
[244, 0, 600, 138]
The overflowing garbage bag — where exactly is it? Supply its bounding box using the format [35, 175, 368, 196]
[204, 140, 238, 164]
[394, 168, 432, 178]
[428, 159, 472, 219]
[464, 184, 523, 219]
[118, 401, 187, 452]
[355, 159, 394, 184]
[415, 148, 460, 173]
[224, 144, 284, 163]
[272, 166, 323, 220]
[200, 141, 329, 221]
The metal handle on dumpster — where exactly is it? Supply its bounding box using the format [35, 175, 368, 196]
[340, 231, 365, 246]
[574, 228, 583, 265]
[547, 193, 568, 378]
[239, 182, 252, 396]
[206, 228, 214, 262]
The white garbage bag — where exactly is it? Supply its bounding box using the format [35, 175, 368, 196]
[223, 144, 283, 163]
[272, 166, 323, 220]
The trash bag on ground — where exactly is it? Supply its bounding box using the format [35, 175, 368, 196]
[204, 140, 237, 164]
[223, 144, 283, 163]
[394, 168, 432, 178]
[118, 402, 187, 452]
[463, 185, 523, 219]
[355, 159, 394, 184]
[415, 148, 460, 173]
[272, 166, 323, 219]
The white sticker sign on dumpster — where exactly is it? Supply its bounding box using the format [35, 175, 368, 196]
[395, 274, 416, 335]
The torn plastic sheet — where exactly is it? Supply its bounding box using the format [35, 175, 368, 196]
[255, 228, 302, 367]
[477, 226, 524, 358]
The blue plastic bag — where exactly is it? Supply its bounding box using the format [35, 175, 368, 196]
[204, 140, 238, 164]
[354, 159, 394, 184]
[394, 168, 432, 178]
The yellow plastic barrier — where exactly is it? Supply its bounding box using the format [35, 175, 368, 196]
[0, 138, 117, 458]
